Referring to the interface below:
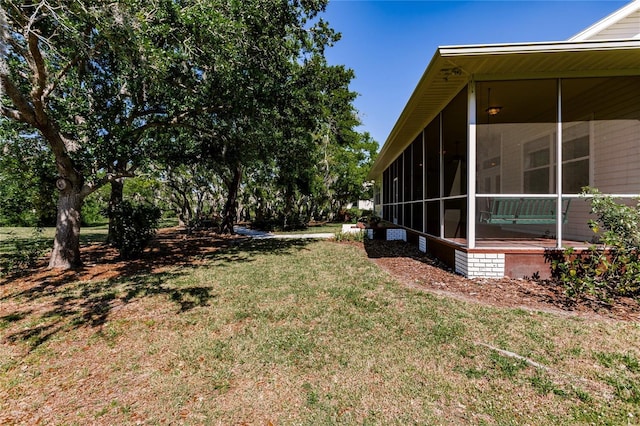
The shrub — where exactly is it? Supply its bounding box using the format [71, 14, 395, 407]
[108, 201, 161, 260]
[336, 207, 362, 223]
[548, 188, 640, 300]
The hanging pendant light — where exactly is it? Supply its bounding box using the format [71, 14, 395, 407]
[485, 88, 502, 116]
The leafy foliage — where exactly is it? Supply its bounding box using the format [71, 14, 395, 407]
[81, 186, 109, 226]
[0, 130, 57, 227]
[107, 201, 161, 260]
[548, 188, 640, 299]
[1, 0, 187, 266]
[158, 163, 225, 228]
[1, 0, 372, 266]
[242, 131, 378, 230]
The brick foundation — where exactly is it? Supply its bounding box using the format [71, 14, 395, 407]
[455, 251, 505, 278]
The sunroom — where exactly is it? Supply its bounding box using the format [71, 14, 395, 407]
[367, 39, 640, 279]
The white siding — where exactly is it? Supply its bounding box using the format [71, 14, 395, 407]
[584, 9, 640, 40]
[570, 2, 640, 41]
[593, 120, 640, 192]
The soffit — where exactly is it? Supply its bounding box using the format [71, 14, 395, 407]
[368, 39, 640, 180]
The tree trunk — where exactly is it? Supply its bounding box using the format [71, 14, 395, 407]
[48, 183, 83, 269]
[107, 178, 124, 243]
[181, 193, 193, 228]
[282, 190, 295, 230]
[220, 165, 242, 234]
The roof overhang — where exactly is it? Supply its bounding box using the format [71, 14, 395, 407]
[367, 39, 640, 180]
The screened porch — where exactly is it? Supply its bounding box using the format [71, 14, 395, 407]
[377, 76, 640, 251]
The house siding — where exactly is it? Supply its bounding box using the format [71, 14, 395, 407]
[586, 9, 640, 40]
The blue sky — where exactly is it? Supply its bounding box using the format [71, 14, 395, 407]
[321, 0, 629, 147]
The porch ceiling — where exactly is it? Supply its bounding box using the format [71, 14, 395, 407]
[368, 39, 640, 180]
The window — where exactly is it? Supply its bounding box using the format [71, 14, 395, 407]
[522, 125, 590, 194]
[563, 76, 639, 194]
[425, 121, 440, 199]
[477, 80, 557, 195]
[523, 135, 552, 194]
[562, 122, 590, 193]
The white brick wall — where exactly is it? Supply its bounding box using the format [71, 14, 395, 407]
[418, 236, 427, 253]
[455, 250, 505, 278]
[386, 229, 406, 241]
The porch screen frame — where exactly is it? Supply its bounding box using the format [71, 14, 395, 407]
[470, 78, 565, 249]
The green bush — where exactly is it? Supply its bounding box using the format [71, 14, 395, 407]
[108, 201, 161, 260]
[548, 188, 640, 300]
[346, 207, 361, 222]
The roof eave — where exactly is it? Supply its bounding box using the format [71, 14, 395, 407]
[438, 38, 640, 56]
[367, 39, 640, 180]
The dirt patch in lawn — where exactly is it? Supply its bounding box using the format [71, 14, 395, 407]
[359, 239, 640, 322]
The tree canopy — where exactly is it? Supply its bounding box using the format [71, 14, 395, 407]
[1, 0, 377, 268]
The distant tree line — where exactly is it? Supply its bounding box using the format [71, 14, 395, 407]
[0, 0, 377, 269]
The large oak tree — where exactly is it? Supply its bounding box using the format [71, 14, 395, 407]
[0, 1, 183, 268]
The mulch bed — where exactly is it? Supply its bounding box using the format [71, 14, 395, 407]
[360, 239, 640, 322]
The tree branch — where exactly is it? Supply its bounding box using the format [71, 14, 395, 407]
[130, 117, 215, 139]
[0, 105, 24, 121]
[45, 32, 104, 98]
[0, 74, 37, 124]
[81, 167, 138, 198]
[125, 107, 169, 127]
[27, 30, 49, 125]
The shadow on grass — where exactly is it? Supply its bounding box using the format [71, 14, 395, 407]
[0, 229, 315, 352]
[79, 232, 109, 245]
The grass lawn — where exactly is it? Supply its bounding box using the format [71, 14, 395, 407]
[1, 234, 639, 424]
[0, 225, 109, 254]
[269, 222, 346, 234]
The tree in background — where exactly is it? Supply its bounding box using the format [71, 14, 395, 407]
[326, 131, 378, 218]
[160, 163, 225, 228]
[192, 0, 354, 234]
[0, 1, 186, 267]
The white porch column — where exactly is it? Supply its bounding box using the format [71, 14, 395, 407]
[439, 113, 445, 239]
[467, 80, 477, 249]
[556, 79, 563, 248]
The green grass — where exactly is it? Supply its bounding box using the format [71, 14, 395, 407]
[1, 238, 639, 424]
[0, 225, 108, 254]
[271, 222, 346, 234]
